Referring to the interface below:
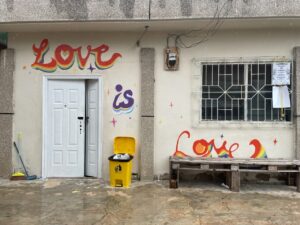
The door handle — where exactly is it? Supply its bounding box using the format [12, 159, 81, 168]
[77, 116, 84, 120]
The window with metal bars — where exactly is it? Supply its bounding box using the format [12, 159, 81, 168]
[201, 63, 292, 121]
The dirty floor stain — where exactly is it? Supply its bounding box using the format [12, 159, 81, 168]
[0, 179, 300, 225]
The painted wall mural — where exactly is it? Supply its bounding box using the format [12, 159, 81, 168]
[113, 84, 135, 114]
[173, 130, 268, 159]
[31, 39, 121, 72]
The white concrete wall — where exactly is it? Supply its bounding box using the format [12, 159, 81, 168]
[9, 28, 299, 179]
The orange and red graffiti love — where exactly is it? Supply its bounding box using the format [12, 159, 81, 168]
[31, 39, 121, 72]
[173, 130, 268, 159]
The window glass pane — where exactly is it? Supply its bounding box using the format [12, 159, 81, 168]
[251, 64, 258, 74]
[225, 74, 232, 89]
[218, 95, 225, 109]
[218, 110, 225, 120]
[213, 65, 218, 85]
[259, 64, 265, 74]
[212, 99, 218, 120]
[206, 99, 212, 119]
[202, 99, 206, 119]
[207, 65, 212, 85]
[266, 64, 272, 84]
[203, 65, 207, 85]
[285, 109, 292, 121]
[232, 99, 239, 120]
[219, 65, 225, 75]
[225, 110, 232, 121]
[265, 99, 272, 120]
[239, 65, 244, 85]
[233, 65, 238, 85]
[225, 64, 232, 74]
[219, 75, 225, 90]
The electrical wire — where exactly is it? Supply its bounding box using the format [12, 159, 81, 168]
[136, 26, 149, 47]
[167, 0, 231, 49]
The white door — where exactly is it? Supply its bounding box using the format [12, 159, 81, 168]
[85, 80, 99, 177]
[47, 80, 85, 177]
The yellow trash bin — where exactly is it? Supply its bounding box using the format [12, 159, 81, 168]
[108, 137, 135, 188]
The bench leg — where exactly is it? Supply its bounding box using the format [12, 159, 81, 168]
[230, 171, 240, 192]
[297, 167, 300, 192]
[226, 172, 231, 187]
[169, 161, 172, 188]
[287, 173, 296, 186]
[176, 167, 179, 188]
[229, 165, 240, 192]
[169, 162, 179, 189]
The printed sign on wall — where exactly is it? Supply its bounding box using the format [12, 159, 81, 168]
[272, 62, 290, 85]
[31, 39, 122, 72]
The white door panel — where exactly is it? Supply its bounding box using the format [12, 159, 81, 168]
[47, 80, 85, 177]
[86, 80, 99, 177]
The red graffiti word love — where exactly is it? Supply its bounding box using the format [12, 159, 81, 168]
[31, 39, 122, 72]
[173, 130, 268, 159]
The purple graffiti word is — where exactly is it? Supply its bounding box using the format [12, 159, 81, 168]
[113, 84, 134, 114]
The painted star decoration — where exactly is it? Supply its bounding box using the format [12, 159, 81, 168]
[273, 138, 278, 145]
[87, 64, 95, 73]
[220, 134, 224, 139]
[110, 118, 117, 127]
[170, 102, 174, 108]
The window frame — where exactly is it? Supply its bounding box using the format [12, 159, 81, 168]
[191, 58, 293, 128]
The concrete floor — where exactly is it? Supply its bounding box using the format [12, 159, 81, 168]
[0, 179, 300, 225]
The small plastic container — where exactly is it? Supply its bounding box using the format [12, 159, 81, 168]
[108, 137, 135, 188]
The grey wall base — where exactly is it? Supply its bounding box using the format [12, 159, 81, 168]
[139, 48, 155, 180]
[0, 49, 15, 178]
[0, 115, 13, 178]
[140, 117, 154, 180]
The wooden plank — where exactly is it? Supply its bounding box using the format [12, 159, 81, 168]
[176, 166, 179, 188]
[169, 156, 300, 166]
[230, 164, 240, 192]
[231, 164, 239, 171]
[230, 171, 240, 192]
[179, 168, 231, 172]
[169, 160, 173, 188]
[170, 179, 177, 189]
[287, 173, 296, 186]
[239, 169, 299, 173]
[226, 171, 231, 187]
[268, 165, 278, 171]
[170, 159, 300, 166]
[200, 164, 209, 170]
[172, 163, 179, 170]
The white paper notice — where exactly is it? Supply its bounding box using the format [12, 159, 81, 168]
[272, 63, 290, 85]
[272, 86, 291, 108]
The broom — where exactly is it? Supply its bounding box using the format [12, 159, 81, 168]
[13, 142, 37, 180]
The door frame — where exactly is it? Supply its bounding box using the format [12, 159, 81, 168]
[42, 75, 103, 178]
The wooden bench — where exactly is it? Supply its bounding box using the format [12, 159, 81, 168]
[169, 156, 300, 192]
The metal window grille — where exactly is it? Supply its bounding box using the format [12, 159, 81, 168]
[201, 62, 292, 121]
